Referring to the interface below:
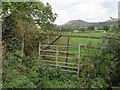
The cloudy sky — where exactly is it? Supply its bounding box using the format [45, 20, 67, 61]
[41, 0, 119, 25]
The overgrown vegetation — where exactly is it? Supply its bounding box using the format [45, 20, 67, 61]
[3, 50, 44, 88]
[101, 31, 120, 87]
[1, 1, 120, 89]
[2, 2, 57, 52]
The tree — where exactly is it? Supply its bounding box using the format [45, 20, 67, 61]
[81, 28, 86, 32]
[118, 24, 120, 30]
[87, 26, 94, 32]
[103, 26, 110, 32]
[2, 2, 57, 31]
[110, 25, 115, 32]
[1, 2, 57, 51]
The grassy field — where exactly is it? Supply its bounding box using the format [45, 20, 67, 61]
[63, 32, 106, 37]
[41, 32, 111, 88]
[44, 32, 108, 66]
[66, 32, 106, 56]
[63, 32, 107, 46]
[54, 32, 107, 55]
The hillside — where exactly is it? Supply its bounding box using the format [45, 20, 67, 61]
[63, 20, 91, 28]
[62, 18, 118, 28]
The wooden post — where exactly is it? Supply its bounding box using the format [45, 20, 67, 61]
[56, 46, 59, 67]
[38, 42, 41, 58]
[66, 36, 70, 66]
[78, 44, 80, 77]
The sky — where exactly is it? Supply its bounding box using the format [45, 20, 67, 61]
[41, 0, 119, 25]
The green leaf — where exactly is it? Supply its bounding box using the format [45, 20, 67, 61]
[15, 50, 25, 57]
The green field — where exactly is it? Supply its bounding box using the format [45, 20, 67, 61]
[45, 32, 108, 66]
[63, 32, 107, 46]
[64, 32, 106, 37]
[54, 32, 107, 53]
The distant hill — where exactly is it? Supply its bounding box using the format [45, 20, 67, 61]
[94, 18, 118, 28]
[62, 18, 118, 28]
[63, 19, 91, 28]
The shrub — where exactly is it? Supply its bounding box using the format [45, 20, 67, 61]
[42, 67, 78, 88]
[2, 50, 46, 88]
[102, 34, 120, 86]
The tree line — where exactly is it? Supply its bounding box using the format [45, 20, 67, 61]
[55, 25, 116, 32]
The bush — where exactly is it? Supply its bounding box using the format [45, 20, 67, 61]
[91, 77, 108, 88]
[2, 50, 46, 88]
[42, 67, 78, 88]
[102, 34, 120, 86]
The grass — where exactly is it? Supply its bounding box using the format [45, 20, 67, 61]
[43, 32, 108, 71]
[63, 32, 107, 46]
[63, 32, 106, 37]
[53, 32, 106, 54]
[43, 77, 78, 88]
[42, 32, 110, 88]
[41, 32, 119, 88]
